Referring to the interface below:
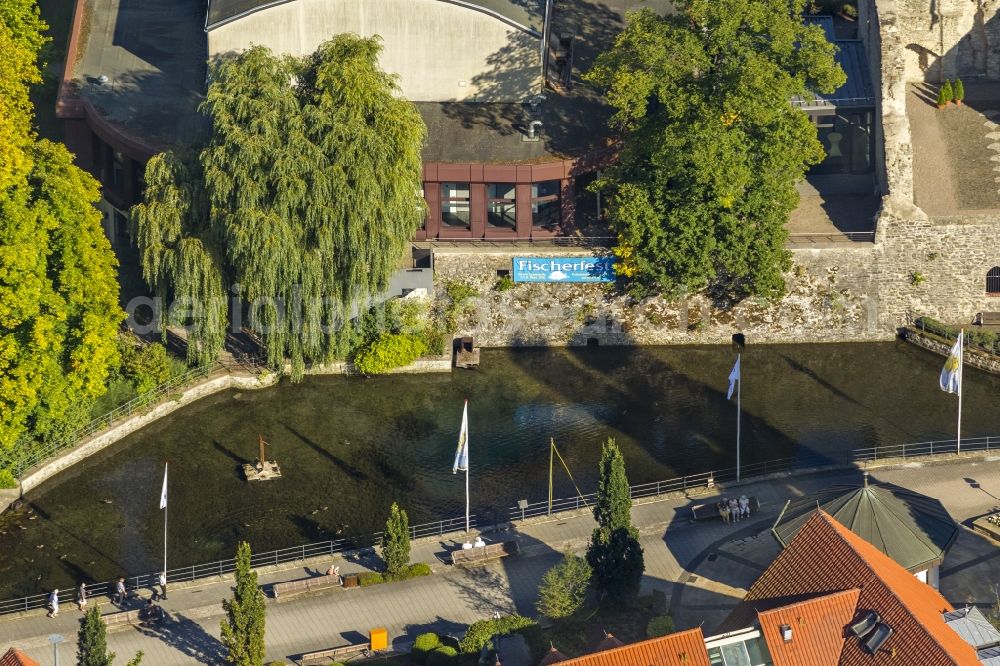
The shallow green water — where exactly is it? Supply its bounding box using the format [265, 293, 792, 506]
[1, 341, 998, 599]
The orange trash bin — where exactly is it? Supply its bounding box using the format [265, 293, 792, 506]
[370, 627, 388, 651]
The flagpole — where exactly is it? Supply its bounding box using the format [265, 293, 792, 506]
[957, 330, 963, 455]
[163, 461, 168, 574]
[465, 402, 470, 534]
[736, 353, 742, 482]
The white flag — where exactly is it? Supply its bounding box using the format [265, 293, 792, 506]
[939, 332, 963, 395]
[453, 401, 469, 473]
[159, 462, 168, 509]
[727, 356, 741, 400]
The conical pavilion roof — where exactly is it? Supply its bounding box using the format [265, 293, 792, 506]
[771, 480, 958, 572]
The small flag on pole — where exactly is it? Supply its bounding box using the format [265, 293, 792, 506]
[453, 401, 469, 473]
[939, 332, 963, 395]
[727, 356, 741, 400]
[159, 463, 168, 509]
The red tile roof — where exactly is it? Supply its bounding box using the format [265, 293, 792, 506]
[722, 510, 979, 665]
[555, 628, 711, 666]
[0, 648, 40, 666]
[757, 588, 861, 666]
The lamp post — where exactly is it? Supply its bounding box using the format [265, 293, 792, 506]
[48, 633, 63, 666]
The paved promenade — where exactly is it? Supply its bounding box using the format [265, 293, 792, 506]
[3, 457, 1000, 664]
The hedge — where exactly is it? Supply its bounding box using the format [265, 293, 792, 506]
[915, 317, 1000, 353]
[426, 646, 458, 666]
[412, 632, 441, 665]
[359, 563, 432, 588]
[353, 333, 428, 375]
[459, 614, 537, 654]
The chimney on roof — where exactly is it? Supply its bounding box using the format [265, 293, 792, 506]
[780, 624, 793, 642]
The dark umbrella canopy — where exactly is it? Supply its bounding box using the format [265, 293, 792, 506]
[772, 478, 959, 572]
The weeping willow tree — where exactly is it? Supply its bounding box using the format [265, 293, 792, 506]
[133, 35, 426, 377]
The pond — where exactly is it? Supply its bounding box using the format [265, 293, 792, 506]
[1, 341, 998, 599]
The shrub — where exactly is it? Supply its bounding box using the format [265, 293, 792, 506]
[910, 271, 926, 286]
[0, 468, 17, 489]
[936, 86, 949, 107]
[536, 553, 592, 620]
[359, 572, 385, 587]
[840, 2, 858, 18]
[444, 280, 479, 305]
[120, 340, 173, 394]
[459, 615, 536, 654]
[941, 80, 954, 106]
[494, 275, 515, 291]
[407, 562, 432, 578]
[412, 633, 441, 665]
[954, 78, 965, 102]
[353, 333, 428, 375]
[426, 646, 458, 666]
[646, 615, 674, 638]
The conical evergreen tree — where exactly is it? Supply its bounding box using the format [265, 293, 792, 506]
[381, 502, 411, 577]
[77, 605, 115, 666]
[592, 438, 632, 531]
[586, 438, 644, 605]
[220, 541, 266, 666]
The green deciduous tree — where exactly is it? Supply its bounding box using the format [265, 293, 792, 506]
[586, 1, 845, 301]
[0, 0, 123, 471]
[134, 35, 426, 377]
[221, 541, 266, 666]
[77, 605, 115, 666]
[536, 552, 592, 620]
[381, 502, 411, 577]
[586, 439, 644, 605]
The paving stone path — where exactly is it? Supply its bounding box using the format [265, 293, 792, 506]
[3, 457, 1000, 665]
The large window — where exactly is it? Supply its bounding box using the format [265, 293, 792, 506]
[441, 183, 470, 228]
[705, 630, 772, 666]
[487, 184, 516, 229]
[811, 111, 873, 175]
[531, 180, 561, 230]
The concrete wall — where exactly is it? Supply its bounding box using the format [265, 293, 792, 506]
[207, 0, 540, 102]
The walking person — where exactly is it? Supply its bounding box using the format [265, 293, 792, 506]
[77, 582, 87, 611]
[47, 589, 59, 618]
[114, 577, 126, 606]
[158, 571, 167, 601]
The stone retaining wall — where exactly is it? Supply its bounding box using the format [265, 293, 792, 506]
[2, 353, 453, 516]
[901, 326, 1000, 374]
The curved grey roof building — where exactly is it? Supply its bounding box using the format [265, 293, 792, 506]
[771, 477, 959, 573]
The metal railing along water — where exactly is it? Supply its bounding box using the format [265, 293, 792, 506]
[0, 514, 478, 616]
[8, 363, 220, 477]
[851, 435, 1000, 462]
[9, 433, 1000, 616]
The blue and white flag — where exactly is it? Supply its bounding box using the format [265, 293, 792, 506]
[727, 356, 741, 400]
[159, 462, 168, 509]
[453, 401, 469, 473]
[939, 332, 963, 395]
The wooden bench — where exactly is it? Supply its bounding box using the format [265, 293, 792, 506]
[981, 312, 1000, 326]
[300, 641, 368, 665]
[690, 496, 760, 522]
[272, 573, 341, 599]
[450, 540, 519, 566]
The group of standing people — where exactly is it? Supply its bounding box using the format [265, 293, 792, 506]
[46, 572, 167, 619]
[717, 495, 752, 524]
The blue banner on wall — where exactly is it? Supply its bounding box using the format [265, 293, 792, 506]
[511, 256, 616, 283]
